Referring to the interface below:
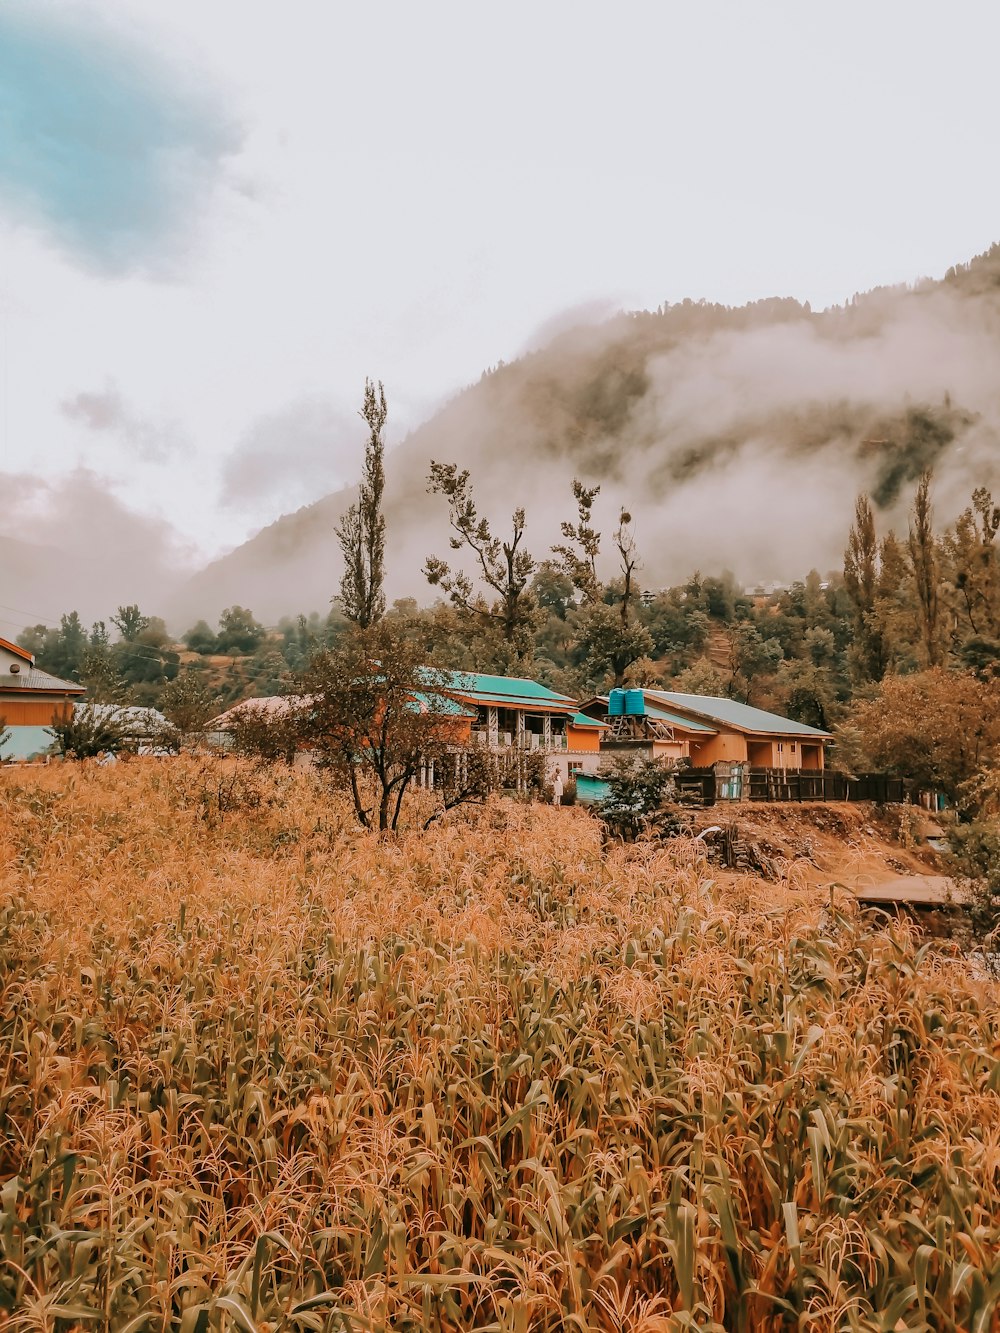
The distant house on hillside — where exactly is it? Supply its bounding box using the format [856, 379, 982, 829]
[580, 688, 831, 772]
[0, 637, 85, 760]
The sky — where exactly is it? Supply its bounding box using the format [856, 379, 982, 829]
[2, 0, 1000, 583]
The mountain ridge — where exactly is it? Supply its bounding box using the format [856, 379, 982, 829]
[169, 244, 1000, 624]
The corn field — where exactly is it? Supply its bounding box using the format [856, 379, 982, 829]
[1, 760, 999, 1332]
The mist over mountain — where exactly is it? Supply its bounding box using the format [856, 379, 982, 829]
[167, 244, 1000, 626]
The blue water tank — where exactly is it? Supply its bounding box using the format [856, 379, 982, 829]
[608, 688, 626, 716]
[624, 689, 646, 716]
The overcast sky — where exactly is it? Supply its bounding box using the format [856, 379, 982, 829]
[2, 0, 999, 576]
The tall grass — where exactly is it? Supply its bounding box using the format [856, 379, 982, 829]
[1, 760, 999, 1331]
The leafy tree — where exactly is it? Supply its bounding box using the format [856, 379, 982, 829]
[576, 603, 653, 690]
[425, 461, 538, 664]
[555, 489, 652, 688]
[297, 623, 500, 833]
[109, 618, 178, 698]
[843, 495, 907, 681]
[596, 753, 678, 841]
[531, 563, 577, 620]
[21, 613, 89, 680]
[217, 606, 265, 655]
[767, 659, 838, 731]
[226, 702, 301, 766]
[337, 378, 387, 628]
[552, 479, 601, 605]
[726, 623, 784, 703]
[47, 703, 130, 760]
[644, 595, 710, 667]
[844, 668, 1000, 797]
[671, 660, 729, 695]
[78, 648, 133, 704]
[160, 670, 220, 748]
[947, 485, 1000, 647]
[183, 620, 220, 655]
[111, 605, 150, 643]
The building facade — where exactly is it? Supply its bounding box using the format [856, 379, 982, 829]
[0, 637, 85, 760]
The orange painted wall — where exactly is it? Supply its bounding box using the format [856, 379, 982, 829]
[690, 733, 748, 766]
[652, 739, 689, 760]
[800, 743, 825, 771]
[0, 696, 74, 726]
[567, 725, 602, 752]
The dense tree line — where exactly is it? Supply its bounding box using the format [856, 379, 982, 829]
[17, 473, 1000, 741]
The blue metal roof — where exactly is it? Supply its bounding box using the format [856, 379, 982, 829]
[421, 669, 576, 712]
[570, 712, 606, 729]
[642, 701, 717, 733]
[648, 691, 832, 738]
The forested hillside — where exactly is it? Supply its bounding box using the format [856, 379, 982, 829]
[172, 244, 1000, 623]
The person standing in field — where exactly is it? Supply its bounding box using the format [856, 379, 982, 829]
[551, 771, 564, 806]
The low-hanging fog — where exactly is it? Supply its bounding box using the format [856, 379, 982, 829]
[171, 246, 1000, 626]
[5, 246, 1000, 636]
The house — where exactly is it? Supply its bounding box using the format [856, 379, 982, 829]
[74, 702, 170, 753]
[581, 688, 831, 772]
[205, 670, 609, 784]
[0, 637, 85, 760]
[206, 695, 301, 748]
[425, 670, 608, 782]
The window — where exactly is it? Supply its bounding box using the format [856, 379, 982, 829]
[568, 762, 584, 775]
[777, 743, 784, 754]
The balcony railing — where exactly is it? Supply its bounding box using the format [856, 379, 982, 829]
[471, 728, 568, 752]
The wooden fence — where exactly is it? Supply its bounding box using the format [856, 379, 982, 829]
[674, 768, 905, 807]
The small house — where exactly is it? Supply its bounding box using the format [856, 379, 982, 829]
[428, 670, 608, 782]
[581, 688, 831, 772]
[0, 637, 85, 760]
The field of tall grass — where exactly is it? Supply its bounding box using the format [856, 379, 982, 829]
[2, 759, 999, 1332]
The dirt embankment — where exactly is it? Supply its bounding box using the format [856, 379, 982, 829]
[688, 801, 957, 906]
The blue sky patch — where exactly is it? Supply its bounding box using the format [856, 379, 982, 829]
[0, 6, 239, 272]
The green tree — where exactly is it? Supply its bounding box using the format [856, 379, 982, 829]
[47, 703, 130, 760]
[337, 378, 388, 628]
[183, 619, 220, 655]
[160, 670, 220, 748]
[111, 605, 150, 642]
[297, 623, 500, 833]
[671, 659, 729, 695]
[843, 495, 907, 681]
[908, 471, 942, 667]
[596, 753, 678, 841]
[845, 668, 1000, 797]
[556, 491, 652, 689]
[946, 485, 1000, 652]
[217, 606, 265, 655]
[725, 622, 783, 703]
[425, 461, 538, 665]
[552, 479, 601, 605]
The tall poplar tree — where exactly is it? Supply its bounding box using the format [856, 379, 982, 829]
[337, 379, 387, 628]
[908, 470, 941, 667]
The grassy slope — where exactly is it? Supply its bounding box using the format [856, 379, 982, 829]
[1, 761, 999, 1331]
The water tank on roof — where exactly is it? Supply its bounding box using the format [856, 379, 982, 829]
[624, 689, 646, 716]
[608, 688, 626, 716]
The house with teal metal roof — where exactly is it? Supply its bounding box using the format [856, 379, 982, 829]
[424, 669, 607, 781]
[580, 687, 831, 773]
[647, 690, 831, 770]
